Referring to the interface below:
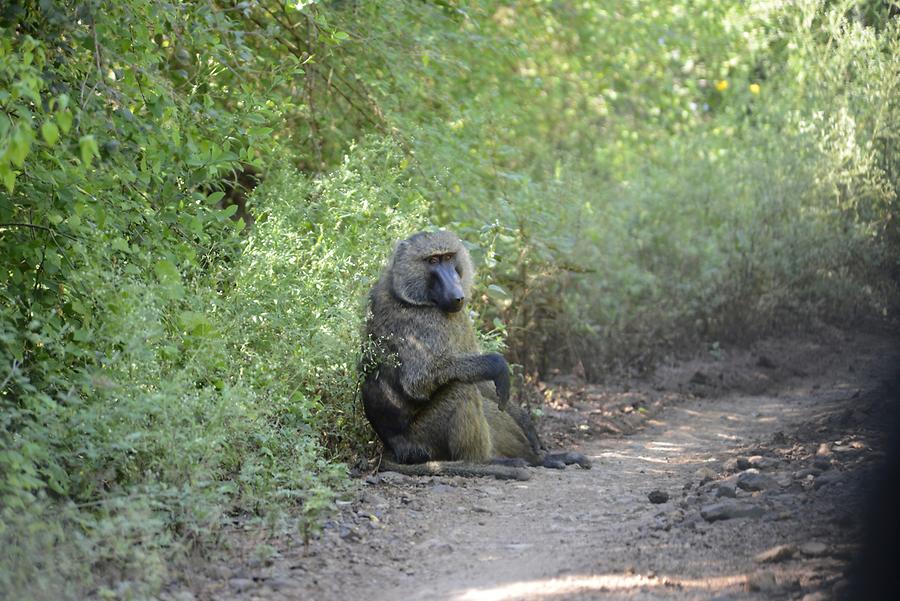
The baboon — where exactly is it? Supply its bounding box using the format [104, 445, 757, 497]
[360, 230, 590, 480]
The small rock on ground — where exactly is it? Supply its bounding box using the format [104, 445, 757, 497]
[813, 456, 832, 470]
[756, 355, 777, 369]
[701, 501, 766, 522]
[737, 470, 779, 492]
[723, 457, 752, 472]
[648, 490, 669, 504]
[799, 541, 829, 557]
[794, 467, 821, 479]
[715, 476, 739, 498]
[694, 467, 717, 484]
[748, 455, 779, 469]
[813, 471, 841, 490]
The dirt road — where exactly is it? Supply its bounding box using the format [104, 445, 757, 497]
[174, 327, 898, 601]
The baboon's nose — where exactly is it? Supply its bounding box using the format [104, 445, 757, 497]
[451, 296, 465, 311]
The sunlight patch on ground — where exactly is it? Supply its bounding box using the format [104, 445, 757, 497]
[453, 573, 747, 601]
[596, 451, 673, 464]
[597, 446, 717, 466]
[644, 441, 685, 449]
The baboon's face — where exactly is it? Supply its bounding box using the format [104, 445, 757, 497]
[389, 231, 474, 311]
[425, 252, 465, 313]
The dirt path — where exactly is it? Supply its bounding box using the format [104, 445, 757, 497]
[173, 328, 898, 601]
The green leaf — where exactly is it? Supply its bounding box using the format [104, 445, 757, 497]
[0, 165, 15, 193]
[178, 311, 214, 337]
[110, 237, 130, 252]
[41, 121, 60, 146]
[186, 215, 203, 235]
[154, 259, 184, 298]
[79, 135, 100, 167]
[219, 203, 238, 218]
[154, 260, 180, 283]
[56, 109, 73, 134]
[9, 128, 33, 167]
[486, 284, 511, 301]
[43, 463, 70, 495]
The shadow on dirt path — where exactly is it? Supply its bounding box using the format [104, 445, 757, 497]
[175, 327, 899, 601]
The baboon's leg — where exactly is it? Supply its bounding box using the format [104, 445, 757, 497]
[483, 399, 543, 464]
[505, 404, 543, 456]
[477, 381, 543, 456]
[378, 385, 530, 480]
[479, 393, 592, 469]
[445, 385, 493, 462]
[400, 383, 492, 463]
[362, 376, 431, 463]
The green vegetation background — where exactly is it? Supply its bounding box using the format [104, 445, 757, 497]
[1, 1, 897, 597]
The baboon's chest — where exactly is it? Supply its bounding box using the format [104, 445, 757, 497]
[443, 312, 479, 353]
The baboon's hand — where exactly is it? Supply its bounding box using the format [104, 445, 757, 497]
[486, 352, 510, 409]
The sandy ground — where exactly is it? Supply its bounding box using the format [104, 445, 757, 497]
[166, 325, 899, 601]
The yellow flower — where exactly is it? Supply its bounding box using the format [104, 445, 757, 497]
[749, 83, 761, 95]
[715, 79, 729, 92]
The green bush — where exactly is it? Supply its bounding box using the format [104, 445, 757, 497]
[396, 1, 899, 375]
[0, 138, 423, 598]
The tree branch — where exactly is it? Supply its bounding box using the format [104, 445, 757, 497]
[0, 222, 78, 240]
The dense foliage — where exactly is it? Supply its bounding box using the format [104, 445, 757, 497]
[1, 1, 897, 597]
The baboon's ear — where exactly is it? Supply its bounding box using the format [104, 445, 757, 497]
[389, 240, 430, 306]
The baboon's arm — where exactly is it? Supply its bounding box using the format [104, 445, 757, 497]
[399, 350, 510, 408]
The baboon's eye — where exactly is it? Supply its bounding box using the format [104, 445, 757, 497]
[443, 254, 453, 262]
[428, 256, 439, 264]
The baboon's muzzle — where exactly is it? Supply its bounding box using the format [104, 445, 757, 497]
[430, 263, 465, 313]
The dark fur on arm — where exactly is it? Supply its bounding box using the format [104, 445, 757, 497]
[399, 350, 510, 408]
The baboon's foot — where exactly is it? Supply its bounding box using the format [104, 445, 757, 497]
[541, 456, 567, 469]
[545, 451, 592, 469]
